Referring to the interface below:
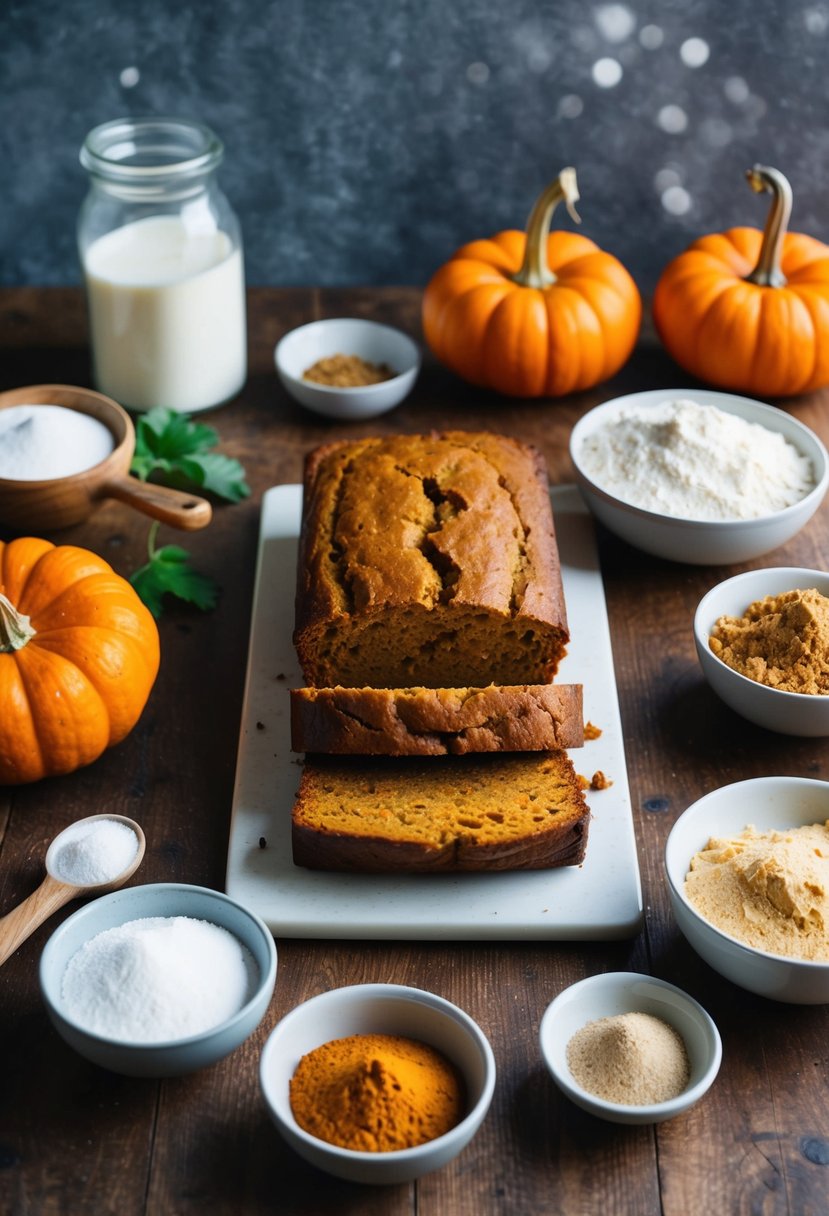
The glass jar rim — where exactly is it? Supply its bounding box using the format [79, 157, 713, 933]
[80, 117, 224, 181]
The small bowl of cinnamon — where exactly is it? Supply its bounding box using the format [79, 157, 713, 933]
[259, 982, 495, 1184]
[274, 318, 421, 420]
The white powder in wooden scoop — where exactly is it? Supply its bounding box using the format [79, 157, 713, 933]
[566, 1011, 690, 1105]
[0, 404, 115, 480]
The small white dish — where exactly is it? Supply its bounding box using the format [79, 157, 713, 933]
[569, 388, 828, 564]
[665, 777, 829, 1003]
[694, 566, 829, 735]
[39, 882, 277, 1076]
[259, 982, 495, 1184]
[274, 318, 420, 420]
[540, 971, 721, 1125]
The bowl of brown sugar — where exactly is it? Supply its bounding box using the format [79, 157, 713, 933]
[694, 566, 829, 735]
[274, 318, 421, 420]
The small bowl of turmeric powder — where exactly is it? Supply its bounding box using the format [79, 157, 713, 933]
[274, 318, 421, 420]
[694, 566, 829, 736]
[259, 982, 496, 1184]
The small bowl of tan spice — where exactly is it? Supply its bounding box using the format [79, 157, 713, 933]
[274, 318, 421, 420]
[539, 971, 721, 1125]
[694, 566, 829, 735]
[259, 982, 495, 1184]
[665, 776, 829, 1003]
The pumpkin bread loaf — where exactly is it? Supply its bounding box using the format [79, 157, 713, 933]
[291, 683, 584, 756]
[292, 751, 590, 872]
[293, 431, 569, 688]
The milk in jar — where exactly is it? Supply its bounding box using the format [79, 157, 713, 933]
[84, 215, 246, 413]
[78, 118, 247, 414]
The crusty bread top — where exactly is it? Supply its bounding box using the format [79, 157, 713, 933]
[291, 683, 584, 755]
[294, 430, 568, 635]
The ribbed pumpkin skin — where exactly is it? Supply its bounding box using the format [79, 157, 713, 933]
[653, 225, 829, 397]
[422, 229, 642, 397]
[0, 537, 160, 785]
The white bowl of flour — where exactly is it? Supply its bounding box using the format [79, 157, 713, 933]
[570, 388, 829, 564]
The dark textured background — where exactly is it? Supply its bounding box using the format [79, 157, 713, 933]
[1, 0, 827, 292]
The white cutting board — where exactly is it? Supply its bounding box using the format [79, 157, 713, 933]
[225, 484, 643, 940]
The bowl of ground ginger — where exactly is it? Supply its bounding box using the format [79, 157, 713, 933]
[665, 776, 829, 1003]
[274, 318, 421, 420]
[694, 566, 829, 736]
[259, 983, 495, 1184]
[540, 971, 721, 1125]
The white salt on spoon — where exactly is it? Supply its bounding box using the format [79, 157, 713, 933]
[0, 813, 145, 966]
[0, 404, 115, 480]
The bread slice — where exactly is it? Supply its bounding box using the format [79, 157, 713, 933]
[293, 431, 569, 688]
[292, 752, 591, 872]
[290, 684, 584, 755]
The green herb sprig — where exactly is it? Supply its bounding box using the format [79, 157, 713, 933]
[131, 407, 250, 502]
[128, 408, 250, 617]
[130, 522, 219, 619]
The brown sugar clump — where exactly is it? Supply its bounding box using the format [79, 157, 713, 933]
[709, 587, 829, 694]
[303, 353, 396, 387]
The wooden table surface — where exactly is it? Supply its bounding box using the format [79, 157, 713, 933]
[1, 286, 828, 1216]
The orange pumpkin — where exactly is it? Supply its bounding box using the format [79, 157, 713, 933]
[422, 168, 641, 397]
[653, 165, 829, 397]
[0, 537, 160, 784]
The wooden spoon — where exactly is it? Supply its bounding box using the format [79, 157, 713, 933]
[0, 813, 146, 966]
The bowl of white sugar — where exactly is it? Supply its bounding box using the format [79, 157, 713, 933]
[0, 384, 211, 533]
[570, 388, 829, 564]
[39, 882, 277, 1076]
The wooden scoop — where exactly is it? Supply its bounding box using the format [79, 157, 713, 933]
[0, 813, 146, 966]
[0, 384, 212, 532]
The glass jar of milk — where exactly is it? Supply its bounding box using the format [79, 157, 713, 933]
[78, 118, 247, 413]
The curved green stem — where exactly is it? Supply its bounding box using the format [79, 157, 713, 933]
[513, 167, 581, 289]
[0, 592, 35, 652]
[744, 164, 791, 288]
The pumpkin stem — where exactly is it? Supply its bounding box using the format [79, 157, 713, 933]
[744, 164, 791, 288]
[513, 167, 582, 289]
[0, 592, 36, 652]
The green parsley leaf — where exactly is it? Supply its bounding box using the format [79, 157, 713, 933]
[130, 522, 219, 618]
[131, 407, 250, 503]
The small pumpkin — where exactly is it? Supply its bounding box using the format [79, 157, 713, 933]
[653, 164, 829, 397]
[0, 537, 160, 785]
[422, 167, 641, 397]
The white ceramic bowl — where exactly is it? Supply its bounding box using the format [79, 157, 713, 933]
[39, 883, 277, 1076]
[539, 971, 721, 1125]
[665, 777, 829, 1003]
[259, 983, 496, 1185]
[274, 318, 421, 419]
[569, 388, 829, 564]
[694, 566, 829, 735]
